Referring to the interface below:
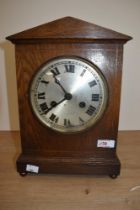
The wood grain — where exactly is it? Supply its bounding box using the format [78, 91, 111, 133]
[0, 131, 140, 210]
[15, 42, 122, 175]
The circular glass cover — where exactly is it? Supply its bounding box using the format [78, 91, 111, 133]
[30, 56, 108, 133]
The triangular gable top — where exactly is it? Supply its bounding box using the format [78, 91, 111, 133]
[6, 16, 132, 43]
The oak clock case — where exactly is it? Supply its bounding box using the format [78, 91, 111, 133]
[30, 56, 108, 133]
[6, 17, 132, 178]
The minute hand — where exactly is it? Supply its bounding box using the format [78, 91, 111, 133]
[42, 98, 66, 115]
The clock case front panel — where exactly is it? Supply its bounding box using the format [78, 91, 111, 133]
[15, 42, 122, 176]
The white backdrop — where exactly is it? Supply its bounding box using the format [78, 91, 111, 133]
[0, 0, 139, 130]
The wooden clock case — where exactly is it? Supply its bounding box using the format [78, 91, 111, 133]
[6, 17, 132, 177]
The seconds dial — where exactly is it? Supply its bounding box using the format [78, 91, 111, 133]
[30, 57, 108, 133]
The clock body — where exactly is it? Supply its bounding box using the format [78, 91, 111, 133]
[6, 17, 132, 177]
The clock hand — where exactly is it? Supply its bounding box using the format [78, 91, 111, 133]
[54, 77, 68, 95]
[54, 76, 73, 100]
[42, 97, 66, 115]
[51, 97, 66, 107]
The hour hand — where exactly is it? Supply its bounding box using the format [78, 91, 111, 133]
[54, 77, 68, 94]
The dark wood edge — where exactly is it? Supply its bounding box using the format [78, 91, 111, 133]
[6, 38, 132, 44]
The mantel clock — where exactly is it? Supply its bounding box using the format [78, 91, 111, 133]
[6, 17, 132, 178]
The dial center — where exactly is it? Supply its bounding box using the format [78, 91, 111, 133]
[65, 93, 72, 100]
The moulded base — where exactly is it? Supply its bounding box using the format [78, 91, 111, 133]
[16, 153, 120, 178]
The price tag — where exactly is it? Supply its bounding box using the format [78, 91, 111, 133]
[97, 139, 115, 148]
[26, 164, 39, 173]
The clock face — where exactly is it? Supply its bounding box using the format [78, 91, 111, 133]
[30, 56, 108, 133]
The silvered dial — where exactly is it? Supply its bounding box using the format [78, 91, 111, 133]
[30, 57, 108, 133]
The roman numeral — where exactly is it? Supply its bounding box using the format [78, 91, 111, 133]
[38, 92, 45, 99]
[41, 80, 49, 84]
[40, 102, 48, 114]
[92, 94, 99, 101]
[88, 80, 97, 87]
[64, 119, 71, 126]
[79, 117, 85, 123]
[86, 105, 96, 116]
[80, 69, 86, 77]
[65, 65, 75, 73]
[49, 113, 59, 123]
[51, 67, 60, 76]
